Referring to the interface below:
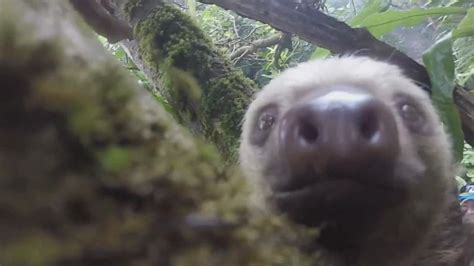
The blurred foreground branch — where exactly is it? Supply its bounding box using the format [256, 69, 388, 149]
[0, 1, 314, 265]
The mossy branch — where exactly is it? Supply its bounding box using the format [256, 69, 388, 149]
[113, 0, 258, 159]
[0, 1, 314, 265]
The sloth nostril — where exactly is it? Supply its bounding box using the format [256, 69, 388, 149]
[359, 110, 379, 140]
[298, 121, 319, 144]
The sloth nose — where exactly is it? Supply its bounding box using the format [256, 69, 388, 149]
[279, 89, 400, 179]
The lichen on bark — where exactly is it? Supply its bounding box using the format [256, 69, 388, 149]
[124, 1, 257, 158]
[0, 1, 315, 265]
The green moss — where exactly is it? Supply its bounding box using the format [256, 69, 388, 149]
[69, 104, 111, 142]
[123, 0, 142, 22]
[0, 233, 71, 266]
[204, 71, 256, 156]
[167, 67, 202, 101]
[131, 2, 256, 158]
[1, 1, 316, 265]
[98, 146, 132, 174]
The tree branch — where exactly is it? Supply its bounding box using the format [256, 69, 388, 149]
[199, 0, 474, 145]
[0, 1, 314, 264]
[107, 0, 259, 158]
[200, 0, 430, 88]
[230, 33, 282, 60]
[70, 0, 133, 43]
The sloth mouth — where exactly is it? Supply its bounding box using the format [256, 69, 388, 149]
[271, 177, 403, 227]
[271, 162, 400, 195]
[272, 177, 320, 194]
[268, 162, 406, 225]
[271, 172, 403, 211]
[272, 174, 399, 196]
[272, 178, 398, 200]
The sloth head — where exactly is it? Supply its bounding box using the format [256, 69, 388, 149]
[239, 57, 455, 250]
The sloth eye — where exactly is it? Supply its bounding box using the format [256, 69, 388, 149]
[396, 98, 429, 134]
[250, 104, 279, 146]
[400, 103, 422, 123]
[258, 113, 276, 131]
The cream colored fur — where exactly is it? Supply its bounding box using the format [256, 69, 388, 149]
[239, 56, 463, 266]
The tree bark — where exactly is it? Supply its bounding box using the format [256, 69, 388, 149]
[69, 0, 133, 43]
[0, 1, 314, 265]
[230, 33, 282, 60]
[101, 0, 258, 159]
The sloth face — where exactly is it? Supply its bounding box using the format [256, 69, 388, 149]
[239, 57, 454, 229]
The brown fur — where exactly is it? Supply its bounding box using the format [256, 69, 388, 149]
[239, 57, 469, 265]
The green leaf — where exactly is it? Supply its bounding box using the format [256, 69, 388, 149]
[97, 35, 108, 45]
[426, 0, 443, 7]
[456, 175, 467, 190]
[114, 47, 126, 60]
[450, 0, 474, 6]
[310, 47, 330, 59]
[423, 34, 464, 161]
[453, 8, 474, 39]
[360, 7, 465, 38]
[350, 0, 385, 26]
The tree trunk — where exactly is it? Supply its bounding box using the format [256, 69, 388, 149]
[108, 0, 258, 159]
[0, 1, 314, 265]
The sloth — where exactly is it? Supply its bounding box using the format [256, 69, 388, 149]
[239, 57, 469, 266]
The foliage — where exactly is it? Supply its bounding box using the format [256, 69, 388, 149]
[453, 7, 474, 88]
[349, 0, 387, 26]
[321, 0, 474, 161]
[98, 36, 176, 115]
[453, 7, 474, 38]
[423, 34, 464, 161]
[454, 37, 474, 87]
[358, 7, 465, 38]
[421, 1, 474, 161]
[312, 0, 387, 59]
[197, 4, 314, 86]
[327, 0, 474, 87]
[462, 143, 474, 183]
